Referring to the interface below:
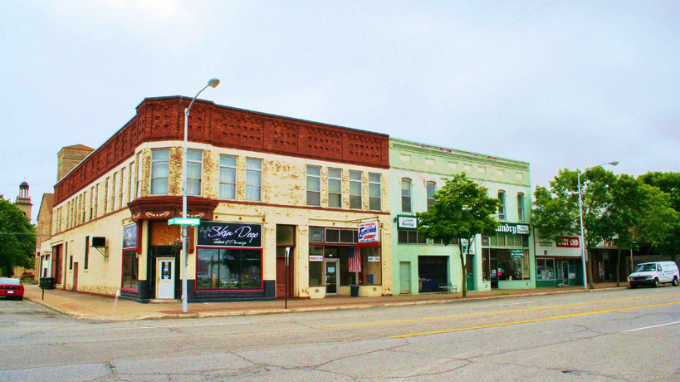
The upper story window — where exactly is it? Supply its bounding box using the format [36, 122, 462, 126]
[187, 149, 203, 196]
[369, 173, 382, 211]
[328, 168, 342, 208]
[498, 190, 506, 220]
[307, 166, 321, 206]
[150, 148, 170, 195]
[401, 178, 412, 213]
[245, 158, 262, 201]
[517, 193, 525, 221]
[219, 155, 237, 200]
[349, 171, 362, 210]
[426, 181, 436, 210]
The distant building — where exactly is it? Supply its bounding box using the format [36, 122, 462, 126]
[10, 181, 34, 278]
[35, 193, 54, 280]
[57, 144, 94, 181]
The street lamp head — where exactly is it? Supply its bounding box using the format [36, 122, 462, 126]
[208, 78, 220, 88]
[608, 161, 619, 167]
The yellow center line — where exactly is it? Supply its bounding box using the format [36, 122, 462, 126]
[390, 301, 680, 338]
[322, 292, 680, 328]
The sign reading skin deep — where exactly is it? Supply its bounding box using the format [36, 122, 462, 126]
[358, 221, 380, 243]
[197, 222, 262, 248]
[496, 223, 530, 236]
[397, 216, 418, 230]
[123, 224, 137, 249]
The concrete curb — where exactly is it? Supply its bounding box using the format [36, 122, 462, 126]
[25, 285, 629, 321]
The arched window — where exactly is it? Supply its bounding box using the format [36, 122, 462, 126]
[426, 181, 436, 210]
[498, 190, 506, 220]
[401, 179, 412, 213]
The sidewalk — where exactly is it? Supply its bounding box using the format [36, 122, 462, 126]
[23, 283, 627, 321]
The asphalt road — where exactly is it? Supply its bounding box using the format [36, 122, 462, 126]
[1, 287, 679, 381]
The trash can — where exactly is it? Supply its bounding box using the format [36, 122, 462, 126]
[350, 284, 360, 297]
[40, 277, 55, 290]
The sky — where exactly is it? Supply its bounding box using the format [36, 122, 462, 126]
[1, 0, 679, 224]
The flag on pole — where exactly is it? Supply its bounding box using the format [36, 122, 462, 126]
[348, 248, 362, 273]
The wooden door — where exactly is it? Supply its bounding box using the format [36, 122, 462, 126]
[399, 262, 411, 294]
[72, 262, 79, 291]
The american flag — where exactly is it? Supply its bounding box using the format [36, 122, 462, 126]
[348, 248, 362, 273]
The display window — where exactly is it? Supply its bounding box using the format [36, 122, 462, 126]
[196, 248, 262, 290]
[121, 250, 138, 291]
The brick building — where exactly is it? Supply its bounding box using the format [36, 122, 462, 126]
[44, 96, 392, 302]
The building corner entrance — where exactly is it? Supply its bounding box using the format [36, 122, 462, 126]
[156, 257, 175, 299]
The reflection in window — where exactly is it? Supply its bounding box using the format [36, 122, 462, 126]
[219, 155, 237, 200]
[307, 166, 321, 206]
[122, 250, 138, 290]
[196, 248, 262, 290]
[401, 179, 412, 213]
[517, 193, 525, 221]
[426, 181, 436, 210]
[369, 173, 381, 211]
[328, 168, 342, 208]
[245, 158, 262, 201]
[498, 190, 506, 220]
[150, 148, 170, 195]
[349, 171, 362, 209]
[537, 258, 555, 280]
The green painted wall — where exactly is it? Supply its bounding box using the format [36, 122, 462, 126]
[389, 138, 534, 295]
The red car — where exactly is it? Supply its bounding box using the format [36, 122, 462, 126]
[0, 278, 24, 300]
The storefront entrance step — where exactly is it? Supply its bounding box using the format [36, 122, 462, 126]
[148, 299, 180, 304]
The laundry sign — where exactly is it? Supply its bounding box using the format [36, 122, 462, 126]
[358, 221, 380, 245]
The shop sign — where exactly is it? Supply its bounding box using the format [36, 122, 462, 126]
[309, 255, 324, 262]
[461, 239, 475, 254]
[496, 223, 530, 236]
[510, 249, 525, 259]
[368, 256, 380, 262]
[198, 222, 262, 248]
[556, 236, 579, 248]
[123, 224, 137, 249]
[358, 221, 380, 244]
[397, 215, 418, 230]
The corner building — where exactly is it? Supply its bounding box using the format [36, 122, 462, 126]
[50, 96, 392, 302]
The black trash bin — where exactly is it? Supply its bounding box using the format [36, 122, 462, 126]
[350, 284, 360, 297]
[40, 277, 55, 290]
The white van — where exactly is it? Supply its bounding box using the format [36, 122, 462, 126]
[628, 261, 679, 288]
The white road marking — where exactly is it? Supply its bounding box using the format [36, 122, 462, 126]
[108, 322, 249, 330]
[623, 321, 680, 333]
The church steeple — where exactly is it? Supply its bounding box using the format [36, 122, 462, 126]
[15, 179, 33, 221]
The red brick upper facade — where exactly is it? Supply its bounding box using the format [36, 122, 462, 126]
[54, 96, 390, 205]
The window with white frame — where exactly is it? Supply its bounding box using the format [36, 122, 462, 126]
[401, 178, 412, 213]
[328, 168, 342, 208]
[150, 148, 170, 195]
[426, 181, 436, 210]
[245, 158, 262, 201]
[187, 149, 203, 196]
[517, 192, 525, 221]
[498, 190, 506, 220]
[368, 173, 381, 211]
[307, 166, 321, 206]
[349, 171, 362, 209]
[219, 155, 237, 200]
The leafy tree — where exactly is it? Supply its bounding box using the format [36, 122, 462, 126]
[638, 171, 680, 263]
[416, 173, 500, 297]
[0, 196, 35, 277]
[533, 167, 618, 288]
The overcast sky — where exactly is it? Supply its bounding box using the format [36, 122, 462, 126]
[2, 0, 679, 223]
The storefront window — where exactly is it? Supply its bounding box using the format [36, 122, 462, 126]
[309, 246, 324, 286]
[122, 250, 138, 290]
[496, 250, 530, 280]
[361, 246, 381, 285]
[196, 248, 262, 290]
[537, 258, 555, 280]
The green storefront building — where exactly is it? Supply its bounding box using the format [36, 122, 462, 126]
[389, 138, 535, 295]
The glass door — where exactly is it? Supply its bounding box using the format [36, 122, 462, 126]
[490, 250, 499, 289]
[562, 261, 569, 286]
[325, 259, 339, 295]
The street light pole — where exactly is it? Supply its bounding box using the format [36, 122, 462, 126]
[181, 78, 220, 313]
[578, 161, 619, 290]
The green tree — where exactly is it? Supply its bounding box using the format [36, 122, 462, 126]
[0, 196, 35, 277]
[416, 173, 500, 297]
[533, 167, 618, 288]
[638, 171, 680, 263]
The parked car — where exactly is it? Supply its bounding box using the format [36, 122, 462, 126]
[20, 271, 35, 280]
[0, 278, 25, 300]
[628, 261, 679, 289]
